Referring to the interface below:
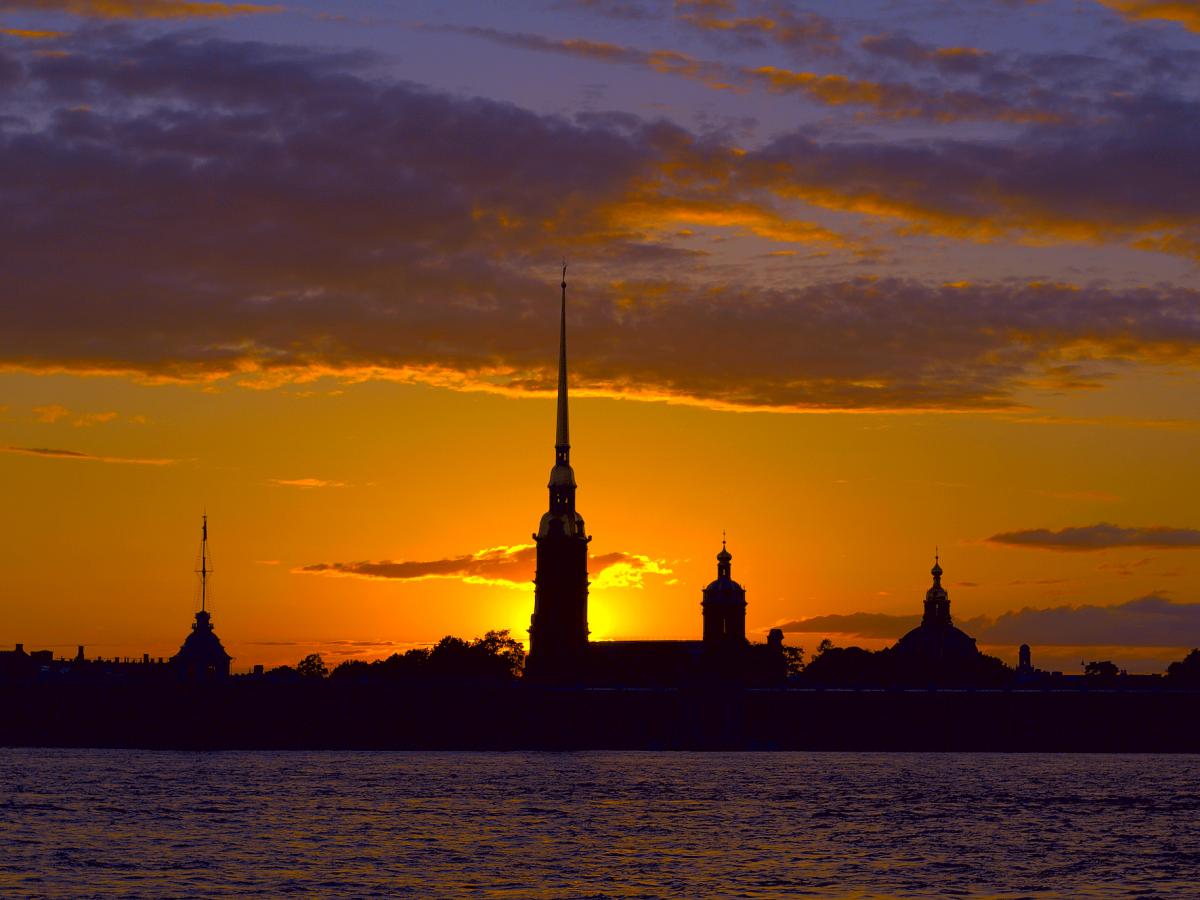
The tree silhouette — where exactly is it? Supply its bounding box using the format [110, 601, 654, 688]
[327, 629, 524, 684]
[1167, 649, 1200, 685]
[782, 644, 805, 677]
[296, 653, 328, 679]
[1084, 660, 1119, 682]
[472, 629, 526, 679]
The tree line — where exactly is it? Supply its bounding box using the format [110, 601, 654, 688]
[264, 630, 526, 685]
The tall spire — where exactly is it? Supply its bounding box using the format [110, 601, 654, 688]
[555, 261, 569, 462]
[528, 265, 591, 681]
[541, 265, 581, 533]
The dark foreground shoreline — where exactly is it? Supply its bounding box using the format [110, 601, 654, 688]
[4, 683, 1200, 752]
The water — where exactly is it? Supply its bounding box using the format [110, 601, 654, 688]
[1, 751, 1198, 898]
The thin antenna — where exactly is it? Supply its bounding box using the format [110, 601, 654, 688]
[198, 514, 209, 613]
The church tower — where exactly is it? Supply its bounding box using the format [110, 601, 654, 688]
[526, 266, 591, 681]
[701, 537, 747, 647]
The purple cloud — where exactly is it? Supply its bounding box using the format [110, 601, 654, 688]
[988, 524, 1200, 551]
[298, 544, 670, 590]
[3, 31, 1200, 412]
[782, 596, 1200, 649]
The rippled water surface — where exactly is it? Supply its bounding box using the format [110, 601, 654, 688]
[2, 750, 1199, 898]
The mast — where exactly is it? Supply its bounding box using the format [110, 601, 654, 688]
[555, 261, 569, 467]
[197, 514, 209, 613]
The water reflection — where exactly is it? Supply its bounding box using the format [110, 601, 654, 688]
[2, 750, 1198, 898]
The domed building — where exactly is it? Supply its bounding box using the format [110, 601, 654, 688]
[894, 555, 979, 662]
[702, 539, 747, 648]
[171, 516, 232, 681]
[174, 609, 232, 681]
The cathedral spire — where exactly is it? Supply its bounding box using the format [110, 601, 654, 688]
[528, 266, 591, 681]
[555, 262, 569, 462]
[540, 265, 581, 533]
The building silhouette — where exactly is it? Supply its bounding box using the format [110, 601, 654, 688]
[0, 643, 53, 680]
[524, 271, 783, 685]
[894, 554, 979, 662]
[702, 538, 747, 648]
[171, 515, 232, 680]
[526, 265, 592, 681]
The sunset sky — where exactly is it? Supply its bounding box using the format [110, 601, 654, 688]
[2, 0, 1199, 673]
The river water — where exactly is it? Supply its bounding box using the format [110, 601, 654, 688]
[1, 750, 1197, 898]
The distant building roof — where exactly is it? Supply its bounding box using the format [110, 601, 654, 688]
[172, 610, 232, 678]
[894, 556, 979, 661]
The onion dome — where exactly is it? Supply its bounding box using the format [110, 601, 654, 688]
[704, 538, 745, 603]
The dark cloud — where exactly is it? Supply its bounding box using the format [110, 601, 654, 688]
[440, 25, 1056, 123]
[1094, 0, 1200, 33]
[0, 45, 24, 88]
[782, 596, 1200, 649]
[426, 26, 734, 90]
[860, 33, 992, 75]
[552, 0, 661, 21]
[979, 595, 1200, 646]
[779, 610, 991, 639]
[299, 545, 670, 589]
[3, 31, 1200, 411]
[1, 445, 177, 464]
[778, 611, 921, 639]
[301, 545, 539, 585]
[269, 478, 347, 488]
[673, 2, 841, 56]
[988, 524, 1200, 551]
[0, 0, 279, 18]
[742, 92, 1200, 252]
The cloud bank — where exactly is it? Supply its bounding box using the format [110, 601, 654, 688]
[2, 30, 1200, 411]
[1096, 0, 1200, 33]
[1, 445, 176, 464]
[0, 0, 279, 18]
[298, 544, 672, 591]
[781, 595, 1200, 648]
[988, 523, 1200, 551]
[270, 478, 347, 489]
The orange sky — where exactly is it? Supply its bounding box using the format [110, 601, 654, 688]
[1, 363, 1197, 673]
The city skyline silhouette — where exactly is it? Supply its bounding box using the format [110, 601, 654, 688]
[2, 0, 1199, 678]
[6, 10, 1200, 900]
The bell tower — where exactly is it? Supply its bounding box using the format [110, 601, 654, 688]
[702, 536, 747, 647]
[526, 265, 591, 681]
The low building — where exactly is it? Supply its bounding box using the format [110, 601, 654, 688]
[585, 542, 784, 687]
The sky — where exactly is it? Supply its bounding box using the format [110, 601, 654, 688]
[1, 0, 1199, 673]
